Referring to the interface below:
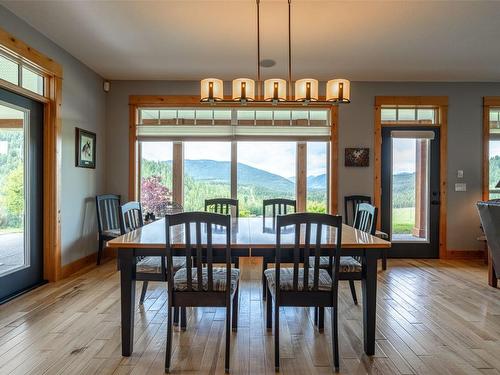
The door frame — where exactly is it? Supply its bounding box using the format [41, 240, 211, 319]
[374, 96, 448, 259]
[0, 27, 63, 281]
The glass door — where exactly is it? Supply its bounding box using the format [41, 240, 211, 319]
[381, 127, 440, 258]
[0, 88, 44, 303]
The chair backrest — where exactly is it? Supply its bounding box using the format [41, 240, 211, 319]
[477, 201, 500, 272]
[165, 211, 231, 294]
[353, 203, 377, 235]
[275, 212, 342, 295]
[344, 195, 371, 225]
[205, 198, 239, 217]
[263, 198, 296, 218]
[119, 201, 144, 235]
[96, 194, 121, 234]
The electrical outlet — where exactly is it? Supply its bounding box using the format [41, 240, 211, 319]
[455, 183, 467, 192]
[457, 170, 464, 178]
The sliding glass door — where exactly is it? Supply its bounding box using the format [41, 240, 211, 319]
[0, 88, 44, 303]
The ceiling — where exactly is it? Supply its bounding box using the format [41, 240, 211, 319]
[3, 0, 500, 82]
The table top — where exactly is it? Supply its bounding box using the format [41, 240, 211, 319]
[107, 217, 391, 250]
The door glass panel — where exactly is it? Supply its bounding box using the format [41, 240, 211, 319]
[184, 141, 231, 211]
[0, 103, 26, 275]
[391, 137, 430, 242]
[237, 141, 296, 217]
[489, 140, 500, 199]
[307, 142, 328, 213]
[139, 141, 173, 217]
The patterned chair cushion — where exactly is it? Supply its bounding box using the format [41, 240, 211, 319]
[136, 256, 186, 273]
[102, 228, 121, 238]
[264, 268, 333, 292]
[173, 267, 240, 293]
[308, 256, 362, 272]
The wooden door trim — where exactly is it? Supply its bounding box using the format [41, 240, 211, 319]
[0, 27, 63, 281]
[128, 95, 339, 214]
[374, 96, 448, 259]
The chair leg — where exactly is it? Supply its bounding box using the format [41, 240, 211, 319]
[262, 260, 268, 300]
[232, 284, 239, 332]
[274, 300, 280, 372]
[165, 305, 173, 373]
[139, 281, 148, 305]
[382, 249, 387, 270]
[97, 237, 104, 265]
[225, 303, 231, 373]
[180, 307, 187, 331]
[332, 306, 339, 371]
[234, 256, 240, 269]
[314, 307, 318, 326]
[318, 307, 324, 332]
[348, 280, 358, 305]
[173, 307, 179, 326]
[266, 286, 272, 330]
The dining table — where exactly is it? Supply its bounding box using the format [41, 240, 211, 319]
[107, 216, 391, 358]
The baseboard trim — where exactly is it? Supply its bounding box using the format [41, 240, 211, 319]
[445, 250, 486, 260]
[61, 247, 116, 279]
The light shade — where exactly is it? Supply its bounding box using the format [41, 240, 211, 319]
[264, 79, 287, 101]
[326, 79, 351, 103]
[232, 78, 255, 101]
[295, 78, 318, 101]
[200, 78, 223, 102]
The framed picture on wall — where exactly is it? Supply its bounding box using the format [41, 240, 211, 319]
[75, 127, 96, 169]
[345, 147, 369, 167]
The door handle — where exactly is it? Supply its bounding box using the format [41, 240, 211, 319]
[431, 200, 440, 205]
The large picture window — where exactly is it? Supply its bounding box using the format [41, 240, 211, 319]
[135, 106, 333, 216]
[488, 107, 500, 199]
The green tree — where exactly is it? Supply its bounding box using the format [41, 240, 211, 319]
[1, 163, 24, 228]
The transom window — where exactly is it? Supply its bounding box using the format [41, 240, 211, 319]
[0, 51, 45, 96]
[381, 106, 439, 125]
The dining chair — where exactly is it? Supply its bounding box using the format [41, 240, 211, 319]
[344, 195, 371, 226]
[205, 198, 239, 218]
[477, 201, 500, 288]
[164, 211, 240, 373]
[309, 202, 377, 307]
[264, 212, 343, 371]
[261, 198, 297, 299]
[119, 201, 187, 307]
[95, 194, 121, 265]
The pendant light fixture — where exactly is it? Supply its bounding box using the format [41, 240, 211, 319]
[200, 0, 350, 105]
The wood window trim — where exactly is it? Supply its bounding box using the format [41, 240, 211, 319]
[374, 96, 448, 259]
[129, 95, 339, 214]
[0, 26, 63, 281]
[482, 97, 500, 201]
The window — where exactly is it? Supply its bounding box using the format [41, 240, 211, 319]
[381, 106, 439, 125]
[489, 108, 500, 199]
[135, 107, 332, 215]
[184, 141, 231, 211]
[0, 52, 45, 95]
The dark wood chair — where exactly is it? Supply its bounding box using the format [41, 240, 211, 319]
[344, 195, 371, 226]
[205, 198, 239, 217]
[119, 202, 186, 306]
[264, 212, 343, 371]
[477, 201, 500, 288]
[164, 212, 240, 373]
[261, 198, 297, 299]
[96, 194, 121, 265]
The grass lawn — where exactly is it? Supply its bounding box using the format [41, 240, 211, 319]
[0, 227, 23, 234]
[392, 207, 415, 234]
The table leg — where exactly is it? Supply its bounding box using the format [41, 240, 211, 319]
[488, 251, 498, 288]
[120, 251, 136, 356]
[362, 251, 378, 356]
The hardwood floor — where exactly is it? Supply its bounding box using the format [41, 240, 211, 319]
[0, 258, 499, 374]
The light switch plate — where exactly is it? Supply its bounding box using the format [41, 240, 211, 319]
[457, 170, 464, 178]
[455, 183, 467, 192]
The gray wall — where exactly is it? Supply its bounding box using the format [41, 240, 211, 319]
[106, 80, 499, 251]
[0, 6, 107, 265]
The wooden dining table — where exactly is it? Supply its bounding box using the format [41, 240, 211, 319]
[107, 216, 391, 358]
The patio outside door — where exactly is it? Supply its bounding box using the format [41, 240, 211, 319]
[381, 127, 440, 258]
[0, 87, 44, 303]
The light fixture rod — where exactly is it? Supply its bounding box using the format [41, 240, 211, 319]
[288, 0, 292, 100]
[256, 0, 261, 98]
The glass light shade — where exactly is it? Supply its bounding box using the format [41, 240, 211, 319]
[200, 78, 223, 101]
[294, 78, 319, 101]
[232, 78, 255, 101]
[264, 78, 287, 101]
[326, 79, 350, 103]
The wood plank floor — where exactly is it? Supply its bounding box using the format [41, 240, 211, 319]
[0, 258, 499, 374]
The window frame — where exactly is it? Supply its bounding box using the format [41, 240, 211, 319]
[130, 96, 338, 214]
[483, 98, 500, 200]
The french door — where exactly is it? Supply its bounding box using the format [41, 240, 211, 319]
[0, 87, 44, 303]
[381, 127, 440, 258]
